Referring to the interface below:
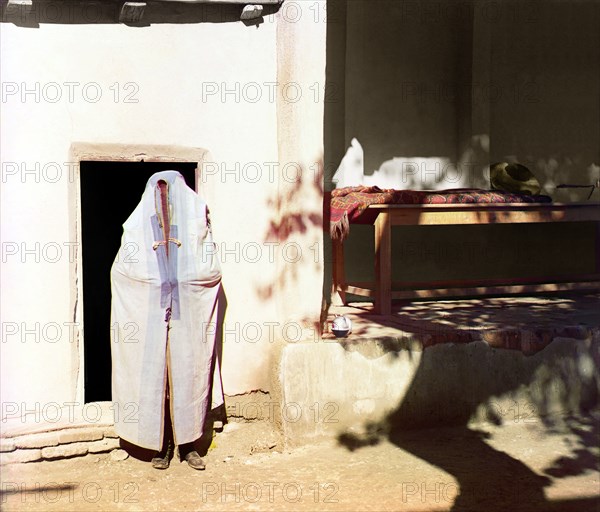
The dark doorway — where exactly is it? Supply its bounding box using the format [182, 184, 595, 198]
[80, 161, 197, 403]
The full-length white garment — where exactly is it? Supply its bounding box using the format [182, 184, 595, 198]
[110, 171, 223, 450]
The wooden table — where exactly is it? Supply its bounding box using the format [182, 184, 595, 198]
[332, 202, 600, 315]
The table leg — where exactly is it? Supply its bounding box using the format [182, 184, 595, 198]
[596, 220, 600, 274]
[375, 212, 392, 315]
[332, 237, 347, 306]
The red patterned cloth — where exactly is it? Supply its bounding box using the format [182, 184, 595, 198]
[330, 186, 552, 240]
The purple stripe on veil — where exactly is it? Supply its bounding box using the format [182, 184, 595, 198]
[150, 215, 180, 320]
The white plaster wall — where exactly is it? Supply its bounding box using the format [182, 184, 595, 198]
[274, 0, 327, 333]
[0, 15, 305, 420]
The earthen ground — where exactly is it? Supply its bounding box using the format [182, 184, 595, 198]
[2, 412, 599, 512]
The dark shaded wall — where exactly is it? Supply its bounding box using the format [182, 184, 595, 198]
[326, 0, 599, 288]
[489, 2, 600, 200]
[344, 1, 468, 178]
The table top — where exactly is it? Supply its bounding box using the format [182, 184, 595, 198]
[366, 202, 600, 210]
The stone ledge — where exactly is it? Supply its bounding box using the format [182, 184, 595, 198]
[58, 427, 104, 444]
[479, 325, 594, 355]
[0, 427, 123, 465]
[88, 437, 120, 453]
[0, 448, 42, 465]
[334, 325, 598, 357]
[42, 442, 89, 460]
[14, 431, 60, 449]
[0, 439, 16, 453]
[103, 426, 119, 438]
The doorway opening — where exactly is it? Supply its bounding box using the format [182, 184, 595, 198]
[80, 161, 197, 403]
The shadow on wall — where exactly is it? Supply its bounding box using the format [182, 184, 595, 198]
[256, 161, 324, 332]
[0, 0, 282, 27]
[335, 298, 600, 510]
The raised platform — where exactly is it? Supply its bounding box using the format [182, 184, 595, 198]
[281, 294, 600, 444]
[325, 294, 600, 355]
